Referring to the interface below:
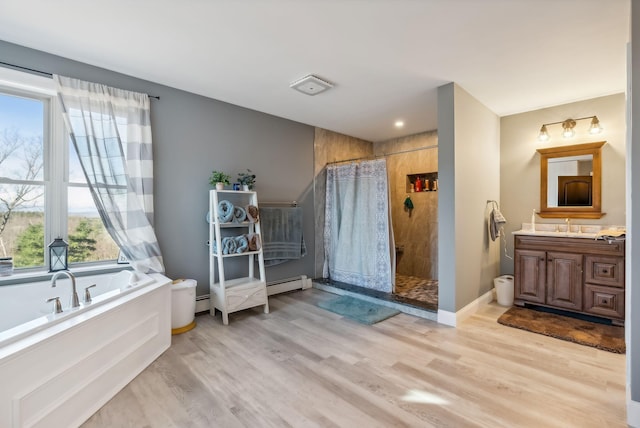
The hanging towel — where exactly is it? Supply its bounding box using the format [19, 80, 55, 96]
[260, 206, 306, 266]
[404, 196, 414, 217]
[488, 200, 507, 242]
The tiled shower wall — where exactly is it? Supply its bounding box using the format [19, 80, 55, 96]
[313, 127, 438, 281]
[374, 131, 438, 280]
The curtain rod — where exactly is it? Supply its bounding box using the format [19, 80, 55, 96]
[326, 144, 439, 166]
[0, 61, 160, 100]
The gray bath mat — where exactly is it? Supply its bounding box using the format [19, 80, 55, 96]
[317, 295, 400, 325]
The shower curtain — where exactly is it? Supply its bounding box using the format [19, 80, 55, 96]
[323, 158, 395, 292]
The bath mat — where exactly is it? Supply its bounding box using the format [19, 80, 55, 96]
[317, 295, 400, 325]
[498, 306, 625, 354]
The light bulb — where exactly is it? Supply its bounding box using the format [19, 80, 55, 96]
[538, 125, 549, 141]
[589, 116, 602, 134]
[562, 119, 576, 138]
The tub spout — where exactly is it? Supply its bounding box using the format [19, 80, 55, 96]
[51, 270, 80, 308]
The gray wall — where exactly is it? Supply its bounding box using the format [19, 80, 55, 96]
[0, 40, 316, 296]
[438, 83, 501, 314]
[437, 83, 456, 313]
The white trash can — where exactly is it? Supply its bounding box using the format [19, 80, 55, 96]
[494, 275, 514, 306]
[171, 279, 197, 334]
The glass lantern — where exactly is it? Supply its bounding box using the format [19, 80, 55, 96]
[48, 238, 69, 272]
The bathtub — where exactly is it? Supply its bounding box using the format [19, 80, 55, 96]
[0, 270, 172, 428]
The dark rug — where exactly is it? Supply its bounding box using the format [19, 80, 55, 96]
[317, 295, 400, 325]
[498, 306, 625, 354]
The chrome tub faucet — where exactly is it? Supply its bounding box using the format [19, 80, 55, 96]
[51, 270, 80, 308]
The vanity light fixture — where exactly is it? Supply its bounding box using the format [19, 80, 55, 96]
[537, 116, 602, 141]
[394, 120, 405, 128]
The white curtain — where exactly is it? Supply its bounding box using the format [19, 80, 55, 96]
[54, 75, 164, 273]
[323, 158, 395, 292]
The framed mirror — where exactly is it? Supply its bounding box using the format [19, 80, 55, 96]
[536, 141, 605, 219]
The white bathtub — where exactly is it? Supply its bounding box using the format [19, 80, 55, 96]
[0, 270, 172, 428]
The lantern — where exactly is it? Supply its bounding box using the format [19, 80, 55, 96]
[48, 238, 68, 272]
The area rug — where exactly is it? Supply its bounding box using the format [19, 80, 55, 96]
[317, 295, 400, 325]
[497, 306, 625, 354]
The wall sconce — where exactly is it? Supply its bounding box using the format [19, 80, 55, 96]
[48, 238, 69, 272]
[538, 116, 602, 141]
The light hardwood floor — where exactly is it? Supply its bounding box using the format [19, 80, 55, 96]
[82, 288, 626, 428]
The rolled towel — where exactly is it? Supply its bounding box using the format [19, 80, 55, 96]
[233, 206, 247, 223]
[234, 235, 249, 253]
[246, 233, 261, 251]
[218, 200, 234, 223]
[222, 237, 237, 254]
[246, 205, 259, 223]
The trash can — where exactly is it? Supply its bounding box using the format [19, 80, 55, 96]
[171, 279, 197, 335]
[494, 275, 514, 306]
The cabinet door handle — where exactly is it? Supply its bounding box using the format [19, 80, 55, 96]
[603, 269, 608, 274]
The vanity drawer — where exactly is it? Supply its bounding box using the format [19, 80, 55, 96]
[583, 284, 624, 320]
[585, 255, 624, 288]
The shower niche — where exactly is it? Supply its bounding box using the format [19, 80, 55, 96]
[406, 171, 438, 193]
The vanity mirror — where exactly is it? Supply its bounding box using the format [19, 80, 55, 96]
[536, 141, 605, 219]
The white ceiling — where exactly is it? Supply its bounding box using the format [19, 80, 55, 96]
[0, 0, 630, 142]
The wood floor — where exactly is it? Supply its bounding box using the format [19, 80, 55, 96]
[82, 288, 627, 428]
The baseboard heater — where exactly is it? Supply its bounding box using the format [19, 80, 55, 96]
[195, 275, 312, 313]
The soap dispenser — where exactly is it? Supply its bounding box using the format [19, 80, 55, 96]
[531, 209, 536, 232]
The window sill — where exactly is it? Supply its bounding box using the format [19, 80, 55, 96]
[0, 263, 131, 286]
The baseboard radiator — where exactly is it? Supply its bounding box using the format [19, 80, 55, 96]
[195, 275, 312, 313]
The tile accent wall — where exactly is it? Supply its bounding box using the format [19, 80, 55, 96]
[374, 131, 438, 280]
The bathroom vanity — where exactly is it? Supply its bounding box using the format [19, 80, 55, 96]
[513, 230, 625, 325]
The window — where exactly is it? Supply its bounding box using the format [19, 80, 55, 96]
[0, 68, 118, 272]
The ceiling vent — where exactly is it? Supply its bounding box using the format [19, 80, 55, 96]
[290, 74, 333, 96]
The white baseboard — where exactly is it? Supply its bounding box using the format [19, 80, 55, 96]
[195, 275, 311, 313]
[437, 289, 494, 327]
[266, 275, 312, 296]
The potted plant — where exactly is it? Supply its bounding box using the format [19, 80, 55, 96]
[209, 170, 231, 190]
[237, 169, 256, 191]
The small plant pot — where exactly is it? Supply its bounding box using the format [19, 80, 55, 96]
[242, 184, 250, 191]
[216, 182, 224, 190]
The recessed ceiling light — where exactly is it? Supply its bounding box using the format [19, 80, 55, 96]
[394, 120, 405, 128]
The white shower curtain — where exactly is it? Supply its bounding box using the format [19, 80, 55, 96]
[323, 158, 395, 292]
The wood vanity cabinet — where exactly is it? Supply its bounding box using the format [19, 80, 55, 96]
[514, 235, 625, 325]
